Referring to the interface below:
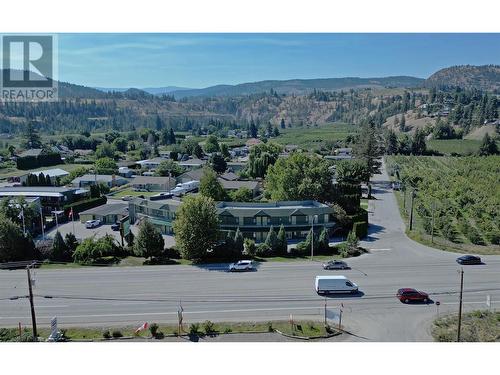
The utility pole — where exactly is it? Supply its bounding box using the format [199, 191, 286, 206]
[409, 190, 416, 231]
[27, 265, 38, 341]
[457, 268, 464, 342]
[311, 215, 318, 261]
[324, 297, 327, 326]
[338, 303, 343, 330]
[431, 201, 436, 243]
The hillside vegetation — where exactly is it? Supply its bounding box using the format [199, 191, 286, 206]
[425, 65, 500, 92]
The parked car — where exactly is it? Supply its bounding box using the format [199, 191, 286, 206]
[456, 255, 482, 265]
[229, 260, 254, 272]
[397, 288, 429, 303]
[111, 223, 120, 231]
[85, 219, 101, 229]
[323, 260, 349, 270]
[315, 275, 358, 294]
[392, 181, 401, 191]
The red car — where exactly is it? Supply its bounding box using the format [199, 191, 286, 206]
[397, 288, 429, 303]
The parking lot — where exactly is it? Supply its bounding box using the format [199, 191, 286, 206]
[44, 220, 176, 248]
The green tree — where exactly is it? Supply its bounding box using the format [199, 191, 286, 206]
[23, 121, 42, 149]
[94, 157, 118, 175]
[276, 224, 288, 255]
[318, 227, 329, 254]
[264, 225, 278, 254]
[247, 142, 282, 178]
[72, 235, 121, 264]
[204, 135, 220, 154]
[386, 130, 398, 155]
[51, 231, 70, 261]
[220, 143, 230, 159]
[95, 142, 116, 159]
[0, 215, 35, 262]
[154, 160, 184, 177]
[133, 219, 165, 260]
[335, 159, 371, 184]
[411, 128, 427, 155]
[173, 195, 220, 261]
[234, 227, 244, 255]
[265, 152, 333, 202]
[478, 133, 498, 156]
[228, 187, 253, 202]
[112, 137, 128, 153]
[208, 153, 227, 174]
[199, 168, 227, 201]
[280, 118, 286, 129]
[243, 238, 256, 257]
[64, 232, 79, 255]
[353, 121, 382, 179]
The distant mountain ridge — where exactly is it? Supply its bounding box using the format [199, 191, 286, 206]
[170, 76, 425, 98]
[95, 86, 192, 95]
[425, 65, 500, 91]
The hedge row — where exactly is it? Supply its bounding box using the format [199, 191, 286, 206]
[16, 153, 62, 170]
[63, 196, 107, 216]
[353, 221, 368, 239]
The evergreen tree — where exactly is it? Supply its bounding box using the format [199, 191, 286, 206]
[23, 121, 42, 149]
[411, 129, 427, 155]
[264, 225, 278, 254]
[478, 133, 499, 156]
[280, 118, 286, 129]
[133, 219, 165, 260]
[318, 227, 329, 254]
[234, 227, 244, 255]
[386, 130, 398, 155]
[208, 153, 227, 174]
[353, 121, 382, 180]
[276, 224, 287, 255]
[51, 231, 69, 261]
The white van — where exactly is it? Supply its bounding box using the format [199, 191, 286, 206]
[315, 275, 358, 295]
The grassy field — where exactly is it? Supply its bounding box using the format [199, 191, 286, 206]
[386, 155, 500, 255]
[273, 122, 357, 149]
[2, 320, 337, 341]
[427, 139, 482, 155]
[432, 310, 500, 342]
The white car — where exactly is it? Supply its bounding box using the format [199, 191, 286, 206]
[322, 260, 349, 270]
[229, 260, 254, 272]
[85, 219, 101, 229]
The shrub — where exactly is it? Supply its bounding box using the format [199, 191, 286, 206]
[111, 330, 123, 338]
[149, 323, 159, 337]
[267, 322, 274, 332]
[203, 320, 216, 335]
[255, 243, 273, 257]
[102, 330, 111, 339]
[189, 323, 200, 336]
[155, 331, 164, 339]
[243, 238, 256, 257]
[223, 327, 232, 334]
[352, 221, 368, 239]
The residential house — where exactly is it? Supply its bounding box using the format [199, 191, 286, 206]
[177, 158, 206, 170]
[79, 203, 129, 224]
[178, 168, 205, 183]
[135, 157, 166, 170]
[131, 176, 176, 192]
[217, 178, 260, 197]
[0, 186, 88, 213]
[72, 174, 129, 188]
[118, 167, 134, 178]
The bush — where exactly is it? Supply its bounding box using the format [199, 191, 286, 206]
[267, 322, 274, 332]
[102, 330, 111, 339]
[223, 327, 232, 334]
[111, 330, 123, 339]
[189, 323, 200, 336]
[243, 238, 256, 257]
[352, 221, 368, 239]
[255, 243, 273, 257]
[149, 323, 159, 337]
[203, 320, 216, 335]
[155, 332, 164, 339]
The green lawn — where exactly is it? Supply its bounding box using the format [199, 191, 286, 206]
[427, 139, 482, 155]
[8, 320, 337, 341]
[273, 122, 357, 149]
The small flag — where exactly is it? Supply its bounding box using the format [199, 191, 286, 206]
[134, 322, 148, 334]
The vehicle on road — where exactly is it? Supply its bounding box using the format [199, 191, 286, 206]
[121, 195, 133, 201]
[456, 255, 482, 265]
[322, 260, 349, 270]
[392, 181, 401, 190]
[229, 260, 254, 272]
[111, 223, 120, 231]
[315, 275, 358, 294]
[85, 219, 101, 229]
[397, 288, 429, 303]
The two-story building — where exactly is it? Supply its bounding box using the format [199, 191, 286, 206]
[216, 201, 335, 241]
[128, 197, 182, 234]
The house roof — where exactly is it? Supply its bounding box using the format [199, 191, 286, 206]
[72, 174, 120, 183]
[179, 168, 205, 181]
[219, 172, 239, 181]
[216, 200, 332, 217]
[178, 158, 206, 167]
[131, 176, 176, 185]
[33, 168, 69, 178]
[0, 186, 84, 198]
[80, 203, 128, 217]
[131, 197, 182, 211]
[217, 178, 259, 191]
[18, 148, 43, 158]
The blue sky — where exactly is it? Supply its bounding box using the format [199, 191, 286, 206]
[58, 34, 500, 88]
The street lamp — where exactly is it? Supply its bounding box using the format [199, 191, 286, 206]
[311, 214, 318, 261]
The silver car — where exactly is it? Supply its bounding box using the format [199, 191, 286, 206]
[322, 260, 349, 270]
[229, 260, 254, 272]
